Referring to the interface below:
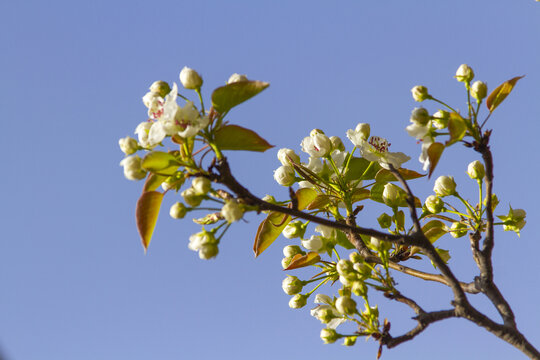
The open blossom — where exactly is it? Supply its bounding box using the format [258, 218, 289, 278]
[145, 83, 209, 146]
[301, 131, 332, 158]
[304, 156, 324, 174]
[346, 123, 370, 146]
[134, 121, 154, 148]
[301, 235, 325, 252]
[357, 136, 410, 170]
[418, 136, 434, 171]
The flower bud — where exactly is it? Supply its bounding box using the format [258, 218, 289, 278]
[471, 81, 487, 101]
[179, 66, 203, 89]
[191, 177, 211, 195]
[221, 200, 243, 223]
[181, 188, 203, 207]
[119, 155, 147, 181]
[382, 183, 405, 207]
[273, 165, 296, 186]
[410, 107, 430, 126]
[282, 275, 304, 295]
[336, 259, 354, 277]
[149, 80, 171, 98]
[455, 64, 474, 83]
[311, 133, 332, 157]
[188, 230, 217, 251]
[449, 222, 468, 238]
[330, 136, 346, 151]
[277, 148, 301, 166]
[349, 252, 363, 264]
[227, 73, 248, 83]
[467, 160, 485, 180]
[281, 257, 292, 269]
[433, 176, 457, 197]
[335, 296, 357, 315]
[320, 328, 340, 344]
[283, 220, 306, 239]
[351, 281, 367, 297]
[343, 336, 357, 346]
[289, 294, 308, 309]
[119, 136, 139, 155]
[169, 202, 187, 219]
[283, 245, 304, 258]
[377, 213, 393, 229]
[425, 195, 444, 213]
[432, 110, 449, 129]
[135, 121, 153, 148]
[198, 243, 219, 260]
[301, 235, 325, 252]
[411, 85, 430, 102]
[262, 194, 277, 204]
[354, 123, 370, 142]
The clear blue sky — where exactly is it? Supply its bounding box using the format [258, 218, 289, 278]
[2, 1, 539, 359]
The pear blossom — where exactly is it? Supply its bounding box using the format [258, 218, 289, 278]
[301, 131, 332, 158]
[118, 136, 138, 155]
[179, 66, 203, 89]
[311, 305, 346, 329]
[304, 156, 324, 174]
[346, 123, 370, 146]
[134, 121, 153, 148]
[357, 136, 410, 170]
[227, 73, 248, 83]
[221, 200, 243, 223]
[301, 235, 325, 252]
[330, 150, 347, 168]
[298, 181, 315, 189]
[277, 148, 301, 166]
[119, 155, 147, 181]
[320, 328, 340, 344]
[273, 165, 296, 186]
[315, 224, 336, 240]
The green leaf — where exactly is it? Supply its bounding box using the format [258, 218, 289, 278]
[214, 124, 274, 152]
[211, 80, 270, 114]
[446, 113, 467, 147]
[283, 252, 321, 270]
[142, 173, 167, 193]
[306, 194, 331, 210]
[336, 230, 355, 250]
[351, 188, 371, 203]
[374, 168, 425, 183]
[344, 158, 381, 182]
[486, 75, 524, 112]
[427, 142, 445, 178]
[141, 151, 180, 175]
[253, 188, 317, 257]
[135, 191, 164, 252]
[422, 220, 446, 243]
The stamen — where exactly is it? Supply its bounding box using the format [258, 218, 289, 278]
[369, 136, 390, 153]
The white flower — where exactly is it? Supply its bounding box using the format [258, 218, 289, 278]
[359, 136, 410, 170]
[304, 156, 324, 174]
[314, 294, 333, 305]
[301, 132, 332, 158]
[298, 181, 315, 189]
[330, 150, 347, 169]
[277, 148, 301, 166]
[346, 123, 370, 146]
[119, 155, 147, 181]
[227, 73, 248, 83]
[273, 165, 296, 186]
[301, 235, 325, 252]
[310, 305, 346, 329]
[179, 66, 203, 89]
[418, 136, 433, 171]
[315, 225, 336, 239]
[221, 200, 243, 223]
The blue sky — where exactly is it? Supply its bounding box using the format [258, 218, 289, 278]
[1, 1, 539, 359]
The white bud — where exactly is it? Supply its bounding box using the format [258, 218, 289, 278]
[471, 81, 487, 101]
[282, 275, 303, 295]
[425, 195, 444, 213]
[119, 155, 147, 181]
[118, 136, 138, 155]
[227, 73, 248, 83]
[433, 176, 457, 197]
[289, 294, 308, 309]
[273, 165, 296, 186]
[455, 64, 474, 83]
[169, 202, 187, 219]
[192, 177, 211, 195]
[320, 328, 339, 344]
[382, 183, 404, 207]
[283, 221, 305, 239]
[283, 245, 304, 258]
[411, 86, 430, 102]
[329, 136, 345, 151]
[410, 107, 430, 126]
[182, 188, 203, 207]
[221, 200, 243, 223]
[301, 235, 325, 252]
[467, 160, 485, 180]
[179, 66, 203, 89]
[277, 148, 301, 166]
[149, 80, 171, 98]
[335, 296, 357, 315]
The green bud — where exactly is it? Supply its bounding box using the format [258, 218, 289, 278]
[411, 85, 430, 102]
[289, 294, 308, 309]
[382, 183, 405, 207]
[484, 193, 499, 211]
[467, 160, 485, 180]
[471, 81, 487, 101]
[283, 220, 306, 239]
[349, 252, 363, 264]
[149, 80, 171, 98]
[283, 245, 304, 258]
[449, 222, 468, 238]
[198, 243, 219, 260]
[343, 336, 357, 346]
[432, 110, 449, 129]
[335, 296, 357, 315]
[351, 281, 367, 297]
[336, 259, 354, 277]
[320, 328, 340, 344]
[377, 213, 393, 229]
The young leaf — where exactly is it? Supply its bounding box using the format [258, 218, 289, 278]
[486, 75, 524, 112]
[446, 113, 467, 147]
[141, 151, 180, 175]
[427, 142, 445, 178]
[214, 124, 274, 152]
[142, 173, 167, 193]
[422, 220, 446, 243]
[306, 194, 331, 210]
[211, 80, 270, 114]
[283, 252, 321, 270]
[135, 191, 164, 251]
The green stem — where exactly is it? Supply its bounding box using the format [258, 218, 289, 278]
[306, 277, 330, 296]
[431, 98, 459, 114]
[196, 88, 205, 115]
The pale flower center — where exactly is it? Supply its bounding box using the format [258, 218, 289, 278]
[368, 136, 390, 154]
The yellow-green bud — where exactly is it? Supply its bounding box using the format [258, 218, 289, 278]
[467, 160, 485, 180]
[149, 80, 171, 98]
[411, 85, 430, 102]
[349, 252, 363, 264]
[199, 243, 219, 260]
[351, 281, 367, 297]
[450, 222, 468, 238]
[289, 294, 308, 309]
[433, 176, 457, 197]
[382, 183, 405, 207]
[169, 202, 187, 219]
[335, 296, 357, 315]
[343, 336, 357, 346]
[283, 221, 306, 239]
[320, 328, 340, 344]
[471, 81, 487, 101]
[283, 245, 304, 258]
[282, 275, 304, 295]
[432, 110, 449, 129]
[119, 136, 139, 155]
[425, 195, 444, 213]
[410, 107, 430, 126]
[181, 188, 203, 207]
